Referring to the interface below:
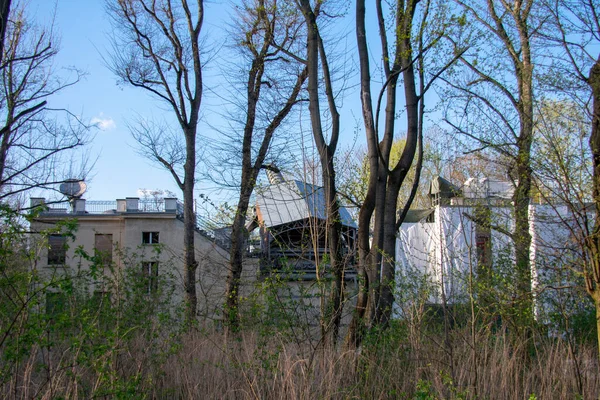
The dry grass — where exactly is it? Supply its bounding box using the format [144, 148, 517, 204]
[2, 325, 598, 399]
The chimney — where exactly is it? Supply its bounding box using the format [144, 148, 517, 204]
[126, 197, 139, 212]
[74, 199, 86, 213]
[264, 164, 284, 185]
[116, 199, 126, 212]
[164, 198, 177, 213]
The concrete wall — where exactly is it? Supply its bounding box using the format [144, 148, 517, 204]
[31, 213, 232, 322]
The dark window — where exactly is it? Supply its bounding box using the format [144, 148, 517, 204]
[91, 291, 110, 309]
[142, 232, 159, 244]
[48, 235, 66, 265]
[142, 261, 159, 293]
[46, 291, 66, 316]
[426, 212, 435, 223]
[476, 235, 491, 268]
[95, 234, 113, 264]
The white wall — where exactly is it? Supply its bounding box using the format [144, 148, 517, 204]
[396, 203, 590, 319]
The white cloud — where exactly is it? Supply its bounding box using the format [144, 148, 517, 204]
[91, 113, 116, 131]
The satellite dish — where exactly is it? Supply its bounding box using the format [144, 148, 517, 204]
[59, 180, 87, 199]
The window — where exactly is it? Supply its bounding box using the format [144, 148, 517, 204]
[46, 291, 66, 316]
[91, 291, 110, 308]
[48, 235, 66, 265]
[476, 234, 491, 268]
[95, 234, 113, 264]
[142, 261, 159, 293]
[142, 231, 159, 244]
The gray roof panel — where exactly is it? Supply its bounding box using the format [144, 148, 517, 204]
[256, 180, 357, 228]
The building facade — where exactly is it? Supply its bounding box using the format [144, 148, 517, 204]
[30, 196, 231, 321]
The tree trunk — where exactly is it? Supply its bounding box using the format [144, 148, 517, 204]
[225, 186, 251, 327]
[298, 0, 344, 345]
[183, 128, 198, 321]
[224, 53, 260, 328]
[512, 157, 533, 326]
[512, 15, 535, 327]
[346, 0, 379, 348]
[323, 157, 344, 342]
[587, 56, 600, 367]
[378, 2, 420, 324]
[0, 0, 10, 63]
[367, 155, 389, 323]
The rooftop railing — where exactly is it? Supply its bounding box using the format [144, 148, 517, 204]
[38, 198, 221, 240]
[43, 199, 171, 214]
[85, 201, 118, 213]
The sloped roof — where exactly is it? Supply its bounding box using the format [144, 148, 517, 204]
[256, 180, 357, 229]
[429, 176, 462, 198]
[403, 209, 435, 223]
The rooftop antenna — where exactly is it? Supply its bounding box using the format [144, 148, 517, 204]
[59, 179, 87, 212]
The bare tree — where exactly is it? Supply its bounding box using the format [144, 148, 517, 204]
[346, 0, 462, 347]
[0, 3, 89, 203]
[541, 0, 600, 364]
[525, 99, 594, 397]
[441, 0, 541, 329]
[293, 0, 346, 344]
[221, 0, 308, 328]
[107, 0, 204, 320]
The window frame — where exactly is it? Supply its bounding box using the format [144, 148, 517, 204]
[47, 234, 67, 265]
[94, 233, 113, 264]
[142, 231, 160, 245]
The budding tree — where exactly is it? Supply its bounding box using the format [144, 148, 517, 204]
[107, 0, 204, 320]
[541, 0, 600, 364]
[346, 0, 463, 347]
[441, 0, 542, 328]
[219, 0, 307, 328]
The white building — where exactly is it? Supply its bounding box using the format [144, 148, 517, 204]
[395, 177, 586, 317]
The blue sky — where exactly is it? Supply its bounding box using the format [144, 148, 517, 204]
[28, 0, 242, 202]
[26, 0, 413, 206]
